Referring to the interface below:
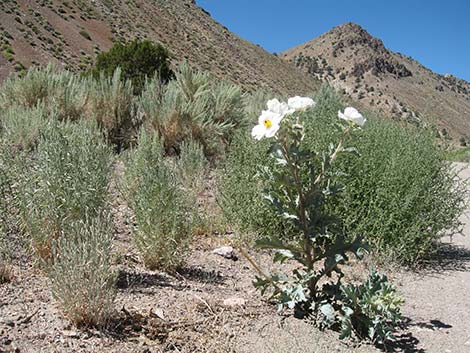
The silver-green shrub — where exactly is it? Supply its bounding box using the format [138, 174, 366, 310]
[0, 145, 11, 283]
[176, 139, 207, 196]
[20, 121, 112, 263]
[0, 64, 88, 122]
[0, 65, 138, 151]
[139, 62, 246, 157]
[125, 131, 194, 271]
[50, 215, 116, 327]
[0, 64, 57, 109]
[85, 69, 138, 151]
[0, 104, 51, 150]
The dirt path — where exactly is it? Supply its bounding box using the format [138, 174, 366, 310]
[396, 163, 470, 353]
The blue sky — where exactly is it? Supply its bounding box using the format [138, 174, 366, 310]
[197, 0, 470, 81]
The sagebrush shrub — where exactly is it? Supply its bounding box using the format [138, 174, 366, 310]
[0, 64, 88, 122]
[176, 139, 207, 197]
[0, 151, 11, 283]
[86, 69, 138, 151]
[139, 62, 246, 157]
[50, 215, 116, 327]
[0, 64, 56, 109]
[0, 104, 51, 150]
[125, 131, 194, 271]
[20, 121, 112, 263]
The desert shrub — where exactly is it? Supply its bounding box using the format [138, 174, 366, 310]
[176, 139, 207, 196]
[222, 85, 464, 263]
[91, 39, 173, 94]
[0, 64, 56, 109]
[139, 62, 246, 157]
[0, 65, 90, 122]
[218, 130, 295, 241]
[333, 118, 465, 263]
[242, 90, 278, 121]
[50, 215, 116, 327]
[20, 121, 112, 264]
[86, 69, 138, 151]
[0, 142, 26, 284]
[125, 131, 194, 271]
[0, 149, 11, 283]
[0, 104, 51, 150]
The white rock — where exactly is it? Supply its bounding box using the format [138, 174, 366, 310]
[223, 297, 246, 307]
[212, 246, 235, 259]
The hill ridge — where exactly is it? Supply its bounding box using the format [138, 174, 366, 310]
[282, 22, 470, 140]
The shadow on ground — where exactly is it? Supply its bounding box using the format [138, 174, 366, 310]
[419, 242, 470, 273]
[383, 317, 453, 353]
[116, 269, 184, 290]
[176, 265, 225, 284]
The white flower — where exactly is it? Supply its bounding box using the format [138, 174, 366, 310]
[266, 98, 295, 116]
[287, 96, 316, 111]
[251, 110, 282, 140]
[338, 107, 366, 127]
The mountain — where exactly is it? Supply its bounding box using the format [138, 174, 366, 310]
[281, 23, 470, 140]
[0, 0, 319, 95]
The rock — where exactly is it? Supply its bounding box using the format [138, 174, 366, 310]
[152, 308, 165, 320]
[223, 297, 246, 307]
[212, 246, 237, 260]
[4, 320, 15, 328]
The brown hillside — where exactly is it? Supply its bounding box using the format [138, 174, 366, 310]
[282, 22, 470, 140]
[0, 0, 319, 95]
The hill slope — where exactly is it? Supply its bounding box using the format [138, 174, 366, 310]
[0, 0, 319, 95]
[282, 23, 470, 140]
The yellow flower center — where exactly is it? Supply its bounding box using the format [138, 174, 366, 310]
[264, 119, 272, 129]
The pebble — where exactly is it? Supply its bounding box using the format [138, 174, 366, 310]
[223, 297, 246, 307]
[212, 246, 237, 260]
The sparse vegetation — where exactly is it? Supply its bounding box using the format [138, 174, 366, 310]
[0, 53, 467, 351]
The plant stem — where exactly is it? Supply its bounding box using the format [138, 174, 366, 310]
[237, 245, 282, 292]
[280, 140, 313, 271]
[314, 127, 351, 186]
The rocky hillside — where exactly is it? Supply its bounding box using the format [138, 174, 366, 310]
[282, 23, 470, 140]
[0, 0, 319, 95]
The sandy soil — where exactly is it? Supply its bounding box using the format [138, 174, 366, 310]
[0, 163, 469, 353]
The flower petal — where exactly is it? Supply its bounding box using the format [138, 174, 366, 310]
[288, 96, 316, 111]
[265, 123, 280, 138]
[251, 124, 265, 140]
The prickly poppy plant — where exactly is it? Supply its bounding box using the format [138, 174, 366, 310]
[248, 97, 402, 343]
